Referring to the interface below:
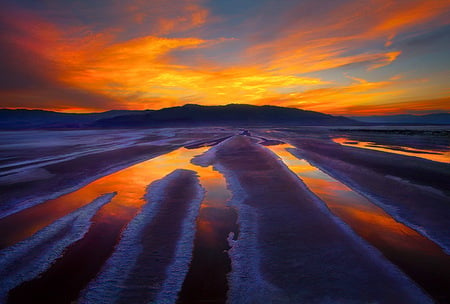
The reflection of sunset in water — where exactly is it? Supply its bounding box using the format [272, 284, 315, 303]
[267, 143, 450, 300]
[0, 146, 230, 248]
[333, 137, 450, 164]
[1, 141, 235, 304]
[267, 144, 445, 256]
[195, 169, 232, 247]
[177, 155, 236, 303]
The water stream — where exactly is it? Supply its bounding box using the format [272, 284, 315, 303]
[266, 144, 450, 302]
[333, 137, 450, 163]
[2, 145, 235, 303]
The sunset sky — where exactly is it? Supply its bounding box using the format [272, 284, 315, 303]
[1, 0, 449, 115]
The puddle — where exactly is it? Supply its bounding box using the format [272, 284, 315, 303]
[333, 137, 450, 163]
[0, 147, 212, 248]
[177, 164, 237, 303]
[266, 144, 450, 302]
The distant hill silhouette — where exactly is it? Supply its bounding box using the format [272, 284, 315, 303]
[0, 104, 359, 129]
[350, 113, 450, 125]
[0, 109, 150, 129]
[92, 104, 358, 127]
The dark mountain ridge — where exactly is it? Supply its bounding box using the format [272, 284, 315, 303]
[0, 109, 150, 129]
[1, 104, 358, 129]
[92, 104, 358, 127]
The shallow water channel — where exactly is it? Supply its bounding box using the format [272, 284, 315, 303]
[333, 137, 450, 163]
[2, 139, 449, 303]
[267, 144, 450, 302]
[1, 146, 236, 303]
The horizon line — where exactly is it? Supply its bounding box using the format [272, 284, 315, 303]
[1, 103, 450, 117]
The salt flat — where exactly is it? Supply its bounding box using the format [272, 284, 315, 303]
[0, 127, 449, 303]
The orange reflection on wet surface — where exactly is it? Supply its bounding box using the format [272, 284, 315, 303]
[182, 154, 234, 248]
[195, 168, 233, 248]
[0, 147, 211, 248]
[267, 144, 450, 301]
[178, 154, 238, 303]
[3, 143, 239, 304]
[333, 137, 450, 163]
[268, 144, 444, 254]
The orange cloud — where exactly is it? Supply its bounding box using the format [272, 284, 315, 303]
[245, 0, 449, 74]
[369, 0, 450, 37]
[66, 45, 325, 109]
[38, 31, 326, 109]
[0, 9, 121, 111]
[124, 0, 209, 35]
[253, 75, 406, 115]
[1, 5, 325, 111]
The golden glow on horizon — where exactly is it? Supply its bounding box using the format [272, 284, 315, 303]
[45, 34, 326, 110]
[1, 0, 449, 115]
